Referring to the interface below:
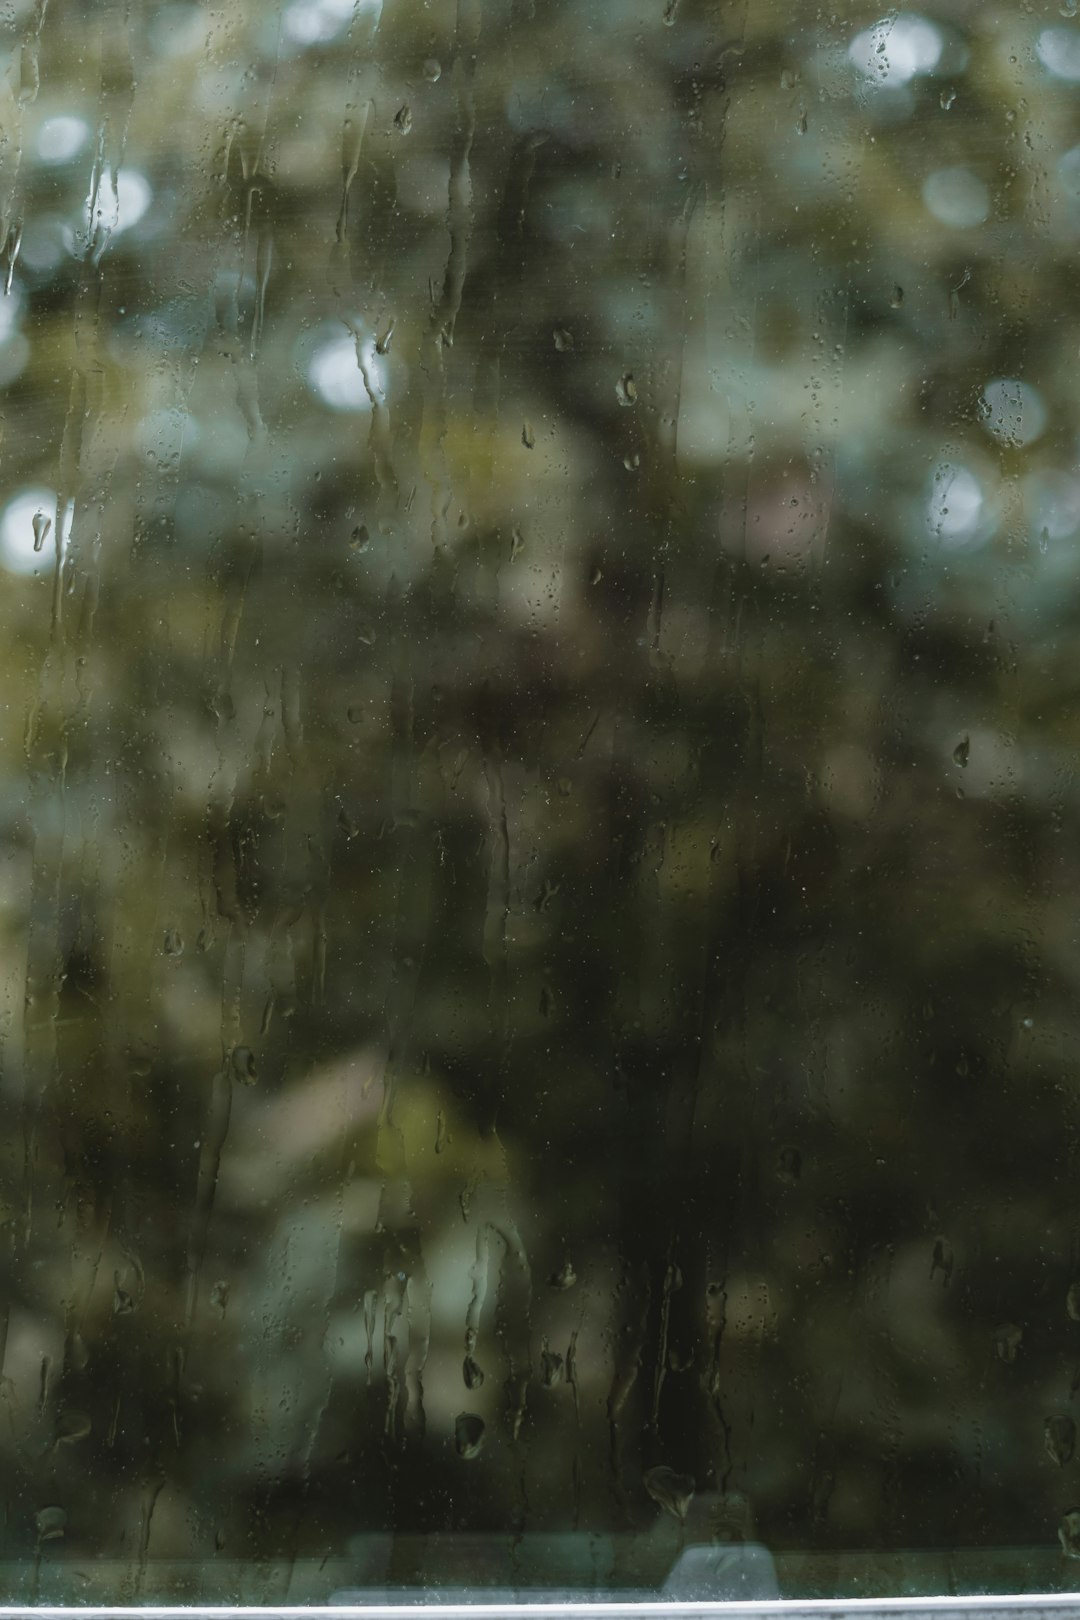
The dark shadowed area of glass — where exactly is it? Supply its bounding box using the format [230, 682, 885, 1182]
[0, 0, 1079, 1603]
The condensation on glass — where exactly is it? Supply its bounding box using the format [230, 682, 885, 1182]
[0, 0, 1076, 1605]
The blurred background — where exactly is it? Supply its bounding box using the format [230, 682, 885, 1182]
[0, 0, 1080, 1599]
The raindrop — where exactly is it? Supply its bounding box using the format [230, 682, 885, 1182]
[55, 1410, 91, 1446]
[422, 58, 441, 81]
[644, 1464, 695, 1520]
[435, 1111, 448, 1153]
[454, 1412, 485, 1458]
[509, 527, 524, 562]
[777, 1144, 802, 1182]
[347, 703, 364, 724]
[31, 510, 50, 553]
[394, 104, 412, 135]
[210, 1280, 230, 1317]
[953, 735, 970, 768]
[35, 1507, 66, 1542]
[549, 1260, 577, 1289]
[890, 285, 904, 308]
[1061, 1510, 1080, 1557]
[113, 1281, 135, 1316]
[163, 927, 184, 957]
[940, 86, 956, 109]
[541, 1347, 564, 1387]
[350, 523, 370, 551]
[1066, 1281, 1080, 1320]
[231, 1046, 257, 1083]
[307, 331, 385, 413]
[522, 421, 535, 449]
[615, 372, 638, 407]
[623, 452, 640, 471]
[780, 68, 799, 90]
[553, 327, 574, 352]
[1046, 1414, 1076, 1465]
[462, 1355, 484, 1389]
[995, 1322, 1023, 1363]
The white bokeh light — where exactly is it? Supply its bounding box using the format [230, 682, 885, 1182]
[1024, 469, 1080, 543]
[849, 14, 943, 86]
[307, 331, 387, 413]
[36, 115, 90, 166]
[922, 166, 989, 228]
[0, 487, 71, 576]
[1059, 143, 1080, 198]
[83, 168, 153, 245]
[927, 462, 987, 549]
[284, 0, 380, 46]
[979, 378, 1046, 448]
[1037, 27, 1080, 81]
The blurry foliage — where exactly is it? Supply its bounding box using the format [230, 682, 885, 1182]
[0, 0, 1078, 1598]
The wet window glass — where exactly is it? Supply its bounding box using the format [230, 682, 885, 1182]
[1, 0, 1079, 1603]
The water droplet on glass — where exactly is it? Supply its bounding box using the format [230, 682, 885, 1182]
[996, 1321, 1023, 1363]
[1066, 1281, 1080, 1320]
[777, 1144, 802, 1182]
[462, 1355, 484, 1390]
[422, 58, 441, 81]
[454, 1412, 485, 1458]
[1060, 1510, 1080, 1557]
[435, 1111, 448, 1153]
[522, 421, 535, 449]
[940, 86, 957, 110]
[113, 1282, 135, 1316]
[644, 1464, 695, 1520]
[231, 1046, 257, 1084]
[394, 104, 412, 135]
[350, 523, 370, 552]
[781, 68, 799, 90]
[541, 1347, 564, 1387]
[890, 285, 904, 309]
[549, 1259, 577, 1289]
[554, 327, 574, 352]
[210, 1280, 230, 1317]
[35, 1507, 66, 1542]
[509, 528, 524, 562]
[796, 110, 808, 135]
[953, 735, 970, 768]
[615, 372, 637, 407]
[623, 452, 640, 471]
[55, 1410, 91, 1446]
[31, 510, 51, 553]
[163, 928, 184, 957]
[1047, 1414, 1076, 1465]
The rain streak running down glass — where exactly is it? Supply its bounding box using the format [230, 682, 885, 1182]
[0, 0, 1079, 1605]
